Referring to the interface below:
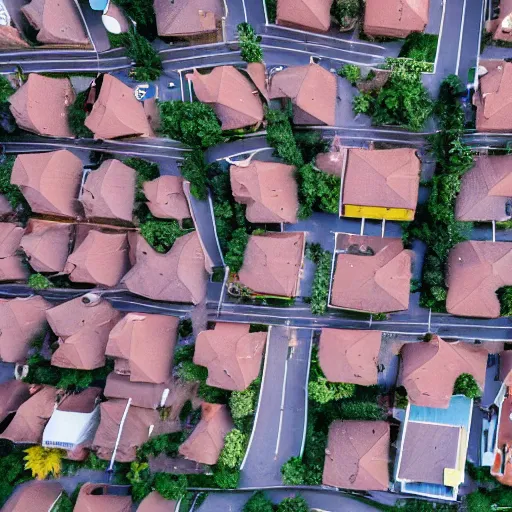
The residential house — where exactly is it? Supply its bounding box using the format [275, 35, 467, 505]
[318, 329, 382, 386]
[364, 0, 430, 38]
[395, 395, 473, 500]
[237, 232, 305, 298]
[11, 150, 83, 217]
[2, 481, 64, 512]
[323, 420, 390, 490]
[0, 195, 12, 217]
[446, 241, 512, 318]
[269, 62, 337, 125]
[138, 491, 176, 512]
[473, 60, 512, 132]
[0, 223, 28, 282]
[74, 483, 132, 512]
[0, 380, 31, 425]
[230, 160, 299, 224]
[341, 148, 421, 221]
[399, 335, 488, 408]
[143, 176, 191, 224]
[330, 234, 412, 314]
[9, 74, 75, 138]
[0, 26, 30, 49]
[187, 66, 264, 131]
[122, 232, 208, 304]
[194, 322, 267, 391]
[276, 0, 333, 33]
[486, 0, 512, 44]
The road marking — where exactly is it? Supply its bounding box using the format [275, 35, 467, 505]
[179, 70, 184, 102]
[208, 191, 226, 267]
[275, 354, 289, 456]
[474, 0, 485, 88]
[300, 331, 314, 457]
[431, 0, 447, 75]
[241, 0, 248, 22]
[455, 0, 468, 75]
[217, 147, 274, 161]
[261, 0, 268, 24]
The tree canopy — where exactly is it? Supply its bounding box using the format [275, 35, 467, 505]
[237, 23, 263, 63]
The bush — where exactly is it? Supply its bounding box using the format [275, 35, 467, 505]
[265, 108, 304, 168]
[51, 493, 74, 512]
[338, 400, 385, 420]
[353, 93, 372, 114]
[120, 29, 162, 81]
[67, 90, 94, 138]
[331, 0, 361, 27]
[28, 273, 52, 290]
[230, 388, 255, 419]
[124, 157, 159, 203]
[176, 360, 208, 382]
[294, 131, 330, 163]
[309, 249, 332, 315]
[399, 33, 438, 63]
[243, 491, 274, 512]
[137, 432, 184, 460]
[498, 286, 512, 316]
[265, 0, 277, 23]
[213, 466, 240, 489]
[0, 451, 32, 507]
[23, 446, 65, 480]
[159, 101, 223, 148]
[112, 0, 157, 39]
[454, 373, 481, 399]
[338, 64, 361, 85]
[237, 23, 263, 63]
[180, 149, 208, 200]
[0, 155, 26, 208]
[218, 429, 246, 469]
[225, 227, 249, 272]
[281, 456, 306, 485]
[153, 473, 188, 501]
[277, 496, 309, 512]
[139, 217, 190, 253]
[0, 75, 14, 103]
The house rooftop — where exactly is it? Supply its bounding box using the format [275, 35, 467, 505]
[9, 74, 75, 138]
[74, 483, 132, 512]
[276, 0, 333, 33]
[473, 60, 512, 132]
[446, 241, 512, 318]
[269, 63, 336, 126]
[399, 335, 487, 408]
[106, 313, 179, 384]
[230, 160, 299, 224]
[179, 402, 233, 465]
[330, 234, 412, 314]
[122, 232, 208, 304]
[488, 0, 512, 43]
[318, 328, 381, 386]
[138, 491, 176, 512]
[364, 0, 429, 38]
[0, 379, 31, 424]
[238, 232, 305, 298]
[2, 481, 63, 512]
[342, 148, 421, 215]
[323, 420, 390, 490]
[187, 66, 264, 131]
[194, 322, 266, 391]
[11, 150, 83, 217]
[143, 176, 190, 223]
[0, 223, 27, 282]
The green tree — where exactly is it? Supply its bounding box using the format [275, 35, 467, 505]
[296, 164, 340, 218]
[454, 373, 481, 399]
[180, 149, 208, 200]
[243, 491, 274, 512]
[139, 217, 190, 253]
[28, 273, 52, 290]
[213, 466, 240, 489]
[281, 456, 306, 485]
[399, 33, 439, 64]
[67, 90, 94, 138]
[331, 0, 361, 28]
[337, 64, 361, 85]
[309, 249, 333, 315]
[159, 101, 223, 148]
[0, 75, 14, 103]
[276, 496, 309, 512]
[237, 23, 263, 63]
[153, 473, 188, 501]
[229, 388, 255, 419]
[225, 227, 249, 272]
[176, 361, 208, 383]
[112, 0, 157, 39]
[124, 157, 159, 202]
[119, 29, 162, 81]
[353, 93, 372, 114]
[338, 400, 385, 420]
[218, 429, 246, 469]
[265, 108, 304, 168]
[499, 286, 512, 316]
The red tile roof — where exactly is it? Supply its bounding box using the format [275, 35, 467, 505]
[74, 483, 132, 512]
[138, 491, 176, 512]
[0, 223, 27, 282]
[143, 176, 191, 223]
[2, 481, 63, 512]
[0, 380, 31, 424]
[489, 0, 512, 43]
[276, 0, 333, 32]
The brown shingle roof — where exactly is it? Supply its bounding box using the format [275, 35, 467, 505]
[455, 155, 512, 222]
[397, 422, 461, 485]
[246, 62, 268, 101]
[64, 231, 131, 287]
[2, 481, 63, 512]
[473, 60, 512, 132]
[106, 313, 179, 384]
[74, 483, 132, 512]
[323, 420, 390, 490]
[21, 0, 89, 46]
[48, 296, 121, 370]
[276, 0, 332, 32]
[238, 232, 305, 297]
[11, 150, 82, 217]
[186, 66, 264, 130]
[315, 151, 345, 177]
[0, 26, 30, 49]
[92, 399, 159, 462]
[1, 386, 58, 444]
[489, 0, 512, 43]
[0, 194, 12, 216]
[269, 63, 336, 125]
[194, 323, 266, 391]
[230, 161, 299, 224]
[9, 74, 75, 138]
[138, 491, 176, 512]
[0, 296, 50, 363]
[179, 402, 233, 465]
[331, 235, 412, 314]
[500, 351, 512, 386]
[399, 335, 488, 408]
[143, 176, 191, 222]
[20, 220, 71, 273]
[343, 148, 421, 212]
[0, 222, 27, 282]
[0, 380, 31, 424]
[154, 0, 223, 37]
[81, 160, 136, 222]
[446, 241, 512, 318]
[122, 232, 208, 304]
[318, 329, 381, 386]
[85, 74, 151, 139]
[364, 0, 429, 38]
